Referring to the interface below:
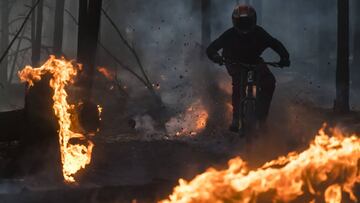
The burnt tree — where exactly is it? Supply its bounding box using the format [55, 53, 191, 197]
[353, 0, 360, 89]
[21, 75, 62, 180]
[31, 0, 44, 66]
[0, 0, 9, 85]
[53, 0, 65, 57]
[334, 0, 350, 113]
[77, 0, 103, 100]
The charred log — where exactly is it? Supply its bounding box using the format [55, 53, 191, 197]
[1, 75, 62, 180]
[0, 109, 25, 142]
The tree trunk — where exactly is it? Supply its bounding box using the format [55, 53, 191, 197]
[352, 0, 360, 89]
[53, 0, 65, 57]
[31, 0, 43, 67]
[77, 0, 103, 100]
[21, 75, 62, 180]
[1, 0, 9, 85]
[334, 0, 350, 113]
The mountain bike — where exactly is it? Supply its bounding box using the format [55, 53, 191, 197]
[223, 60, 281, 136]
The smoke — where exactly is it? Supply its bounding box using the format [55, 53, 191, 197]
[1, 1, 360, 202]
[88, 0, 350, 140]
[2, 0, 358, 125]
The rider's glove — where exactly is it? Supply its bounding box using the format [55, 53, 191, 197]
[212, 55, 225, 65]
[279, 58, 290, 67]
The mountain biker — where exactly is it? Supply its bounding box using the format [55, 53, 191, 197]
[206, 5, 290, 132]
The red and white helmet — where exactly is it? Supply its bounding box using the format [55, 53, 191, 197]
[232, 5, 257, 34]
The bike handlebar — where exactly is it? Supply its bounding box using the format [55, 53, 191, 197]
[222, 60, 282, 68]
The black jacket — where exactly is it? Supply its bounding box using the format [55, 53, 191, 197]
[207, 26, 289, 64]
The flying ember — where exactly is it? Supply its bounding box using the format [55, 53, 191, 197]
[18, 56, 96, 183]
[161, 127, 360, 203]
[97, 66, 115, 80]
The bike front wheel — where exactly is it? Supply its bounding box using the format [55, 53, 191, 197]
[241, 99, 257, 134]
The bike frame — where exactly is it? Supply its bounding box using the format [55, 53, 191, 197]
[239, 65, 258, 133]
[223, 60, 280, 134]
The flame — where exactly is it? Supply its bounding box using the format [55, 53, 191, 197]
[18, 56, 95, 183]
[325, 184, 342, 203]
[97, 105, 103, 120]
[161, 127, 360, 203]
[195, 109, 208, 130]
[166, 100, 209, 136]
[97, 66, 115, 80]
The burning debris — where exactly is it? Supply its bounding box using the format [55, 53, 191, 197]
[18, 56, 100, 183]
[165, 100, 209, 137]
[161, 126, 360, 203]
[97, 66, 116, 81]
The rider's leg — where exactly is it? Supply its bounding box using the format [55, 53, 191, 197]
[256, 67, 276, 125]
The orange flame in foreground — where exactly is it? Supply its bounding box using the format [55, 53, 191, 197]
[18, 56, 94, 183]
[161, 128, 360, 203]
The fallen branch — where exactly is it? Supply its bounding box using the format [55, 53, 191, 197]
[8, 16, 27, 27]
[7, 47, 31, 56]
[0, 0, 41, 66]
[99, 43, 149, 88]
[64, 8, 151, 90]
[64, 8, 77, 24]
[8, 34, 32, 43]
[101, 9, 154, 90]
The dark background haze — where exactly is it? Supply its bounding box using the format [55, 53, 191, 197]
[1, 0, 359, 112]
[0, 1, 359, 201]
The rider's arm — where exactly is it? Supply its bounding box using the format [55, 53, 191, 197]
[268, 38, 290, 61]
[206, 33, 226, 63]
[261, 28, 290, 63]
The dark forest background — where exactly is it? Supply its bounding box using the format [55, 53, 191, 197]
[0, 1, 360, 200]
[0, 0, 359, 113]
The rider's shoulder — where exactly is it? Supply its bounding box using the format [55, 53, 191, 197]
[254, 25, 267, 33]
[254, 26, 273, 37]
[222, 27, 237, 36]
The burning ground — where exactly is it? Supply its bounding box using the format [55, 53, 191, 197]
[0, 1, 357, 203]
[161, 127, 360, 203]
[0, 57, 359, 203]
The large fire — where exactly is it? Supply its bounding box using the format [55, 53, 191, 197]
[18, 56, 96, 183]
[161, 127, 360, 203]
